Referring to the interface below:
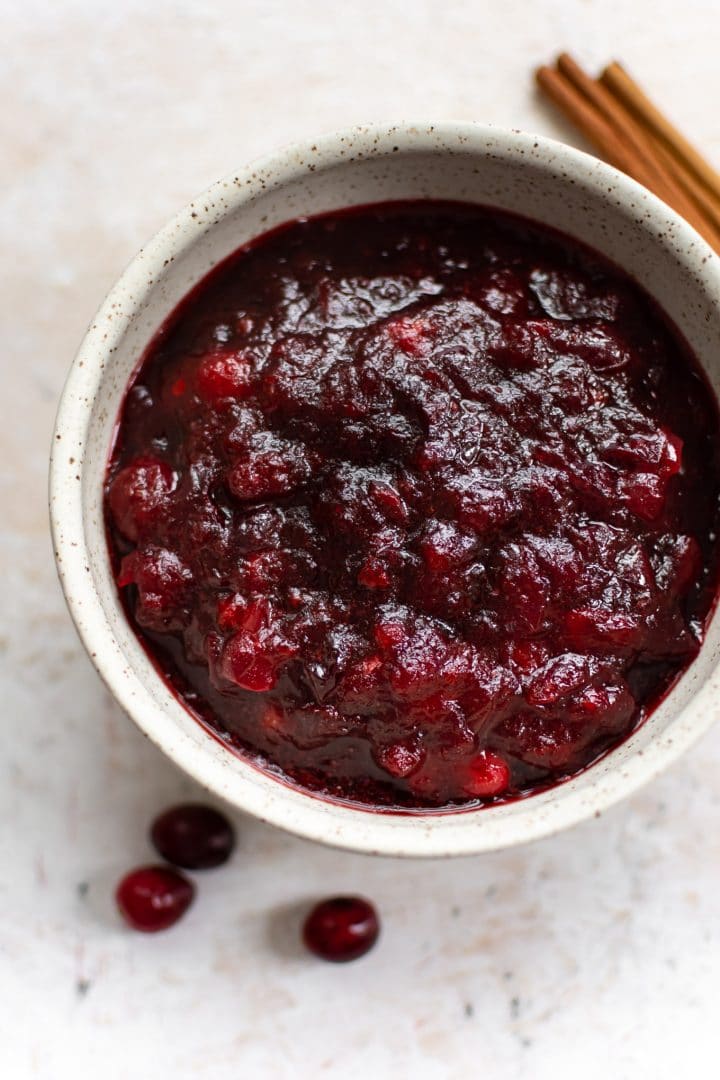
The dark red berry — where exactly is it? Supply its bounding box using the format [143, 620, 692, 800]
[116, 865, 195, 932]
[461, 750, 511, 798]
[303, 896, 380, 962]
[150, 803, 236, 870]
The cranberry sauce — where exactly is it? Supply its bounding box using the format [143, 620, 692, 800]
[105, 201, 720, 809]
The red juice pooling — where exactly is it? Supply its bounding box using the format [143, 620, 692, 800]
[105, 201, 720, 809]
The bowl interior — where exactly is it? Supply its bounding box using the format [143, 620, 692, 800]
[52, 124, 720, 855]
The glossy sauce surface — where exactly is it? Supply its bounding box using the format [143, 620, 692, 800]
[106, 201, 720, 808]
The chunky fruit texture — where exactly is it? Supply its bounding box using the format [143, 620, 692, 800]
[105, 201, 720, 808]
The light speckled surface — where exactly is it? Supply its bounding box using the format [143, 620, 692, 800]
[4, 1, 720, 1075]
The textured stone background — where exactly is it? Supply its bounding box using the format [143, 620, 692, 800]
[2, 1, 720, 1076]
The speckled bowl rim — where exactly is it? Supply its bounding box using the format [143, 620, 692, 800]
[50, 122, 720, 857]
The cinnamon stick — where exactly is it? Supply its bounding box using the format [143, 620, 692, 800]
[535, 66, 635, 174]
[555, 53, 717, 243]
[645, 131, 720, 235]
[536, 56, 720, 250]
[601, 61, 720, 205]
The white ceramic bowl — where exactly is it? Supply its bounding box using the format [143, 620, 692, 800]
[50, 122, 720, 857]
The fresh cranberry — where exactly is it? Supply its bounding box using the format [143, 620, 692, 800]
[150, 804, 236, 870]
[303, 897, 380, 962]
[115, 865, 195, 932]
